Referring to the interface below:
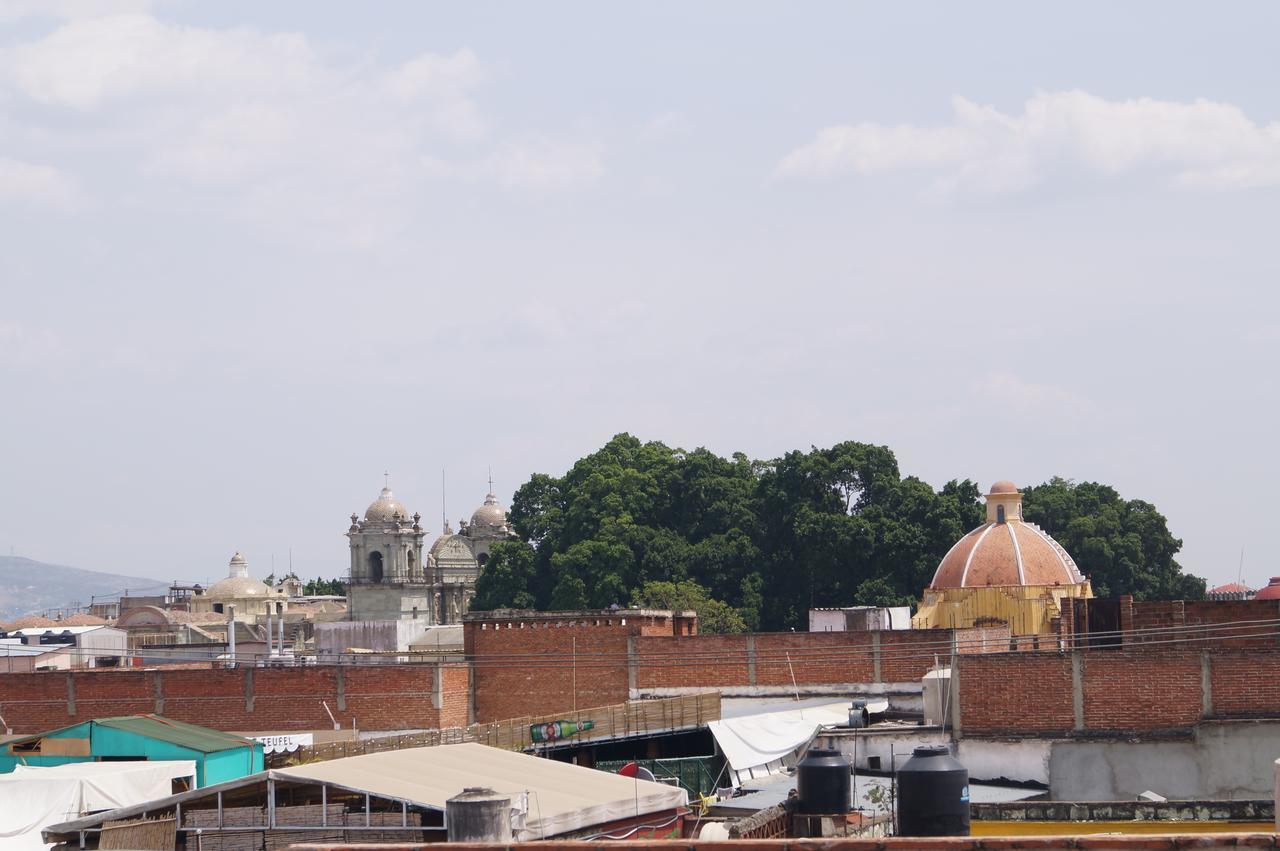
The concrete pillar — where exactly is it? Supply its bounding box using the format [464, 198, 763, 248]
[626, 635, 638, 696]
[226, 604, 237, 663]
[1202, 652, 1213, 718]
[746, 635, 757, 687]
[276, 602, 285, 655]
[266, 606, 274, 658]
[949, 631, 963, 737]
[154, 671, 164, 715]
[871, 631, 882, 683]
[1071, 651, 1085, 732]
[66, 673, 76, 716]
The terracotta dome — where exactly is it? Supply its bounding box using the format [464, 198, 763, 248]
[929, 479, 1084, 589]
[1255, 577, 1280, 601]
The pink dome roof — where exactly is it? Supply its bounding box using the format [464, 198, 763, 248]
[931, 520, 1084, 589]
[1255, 578, 1280, 601]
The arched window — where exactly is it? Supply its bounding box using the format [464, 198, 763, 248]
[407, 550, 417, 574]
[477, 551, 489, 567]
[997, 505, 1006, 524]
[368, 551, 384, 583]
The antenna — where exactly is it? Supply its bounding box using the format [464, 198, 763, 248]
[488, 466, 494, 494]
[384, 470, 390, 489]
[1238, 546, 1245, 585]
[441, 468, 447, 531]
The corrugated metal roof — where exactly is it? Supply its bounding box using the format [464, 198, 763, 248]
[94, 715, 257, 754]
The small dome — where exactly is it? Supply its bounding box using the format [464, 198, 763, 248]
[470, 492, 507, 528]
[429, 533, 456, 556]
[365, 486, 411, 522]
[207, 575, 271, 600]
[1255, 577, 1280, 601]
[989, 480, 1019, 495]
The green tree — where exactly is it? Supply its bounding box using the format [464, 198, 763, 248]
[1021, 478, 1205, 600]
[631, 580, 748, 634]
[476, 434, 1204, 630]
[472, 541, 539, 610]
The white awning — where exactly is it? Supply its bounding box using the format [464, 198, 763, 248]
[708, 701, 850, 785]
[0, 761, 195, 851]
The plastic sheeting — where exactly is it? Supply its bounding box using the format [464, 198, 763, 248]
[708, 701, 851, 786]
[0, 761, 194, 851]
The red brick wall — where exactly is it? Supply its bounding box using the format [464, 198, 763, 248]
[754, 632, 875, 686]
[466, 620, 632, 723]
[635, 635, 750, 690]
[1080, 651, 1202, 732]
[0, 664, 467, 735]
[958, 652, 1076, 735]
[1209, 651, 1280, 717]
[958, 645, 1280, 736]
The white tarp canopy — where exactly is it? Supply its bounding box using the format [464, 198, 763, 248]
[0, 761, 194, 851]
[277, 741, 688, 839]
[708, 701, 851, 786]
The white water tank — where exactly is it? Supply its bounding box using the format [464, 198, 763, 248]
[922, 667, 952, 727]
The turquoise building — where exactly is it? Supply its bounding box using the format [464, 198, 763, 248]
[0, 714, 263, 787]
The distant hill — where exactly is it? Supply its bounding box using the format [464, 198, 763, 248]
[0, 556, 169, 622]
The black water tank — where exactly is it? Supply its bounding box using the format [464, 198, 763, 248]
[796, 748, 850, 814]
[897, 745, 969, 836]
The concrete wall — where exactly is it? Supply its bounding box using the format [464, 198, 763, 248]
[1048, 721, 1280, 801]
[314, 619, 431, 657]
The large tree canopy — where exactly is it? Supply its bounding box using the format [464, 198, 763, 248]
[470, 434, 1203, 631]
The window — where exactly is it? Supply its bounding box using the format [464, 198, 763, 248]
[997, 505, 1006, 524]
[212, 603, 224, 614]
[367, 552, 384, 583]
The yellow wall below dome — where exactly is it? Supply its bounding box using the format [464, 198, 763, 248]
[912, 581, 1092, 635]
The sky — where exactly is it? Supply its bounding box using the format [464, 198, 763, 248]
[1, 1, 1277, 590]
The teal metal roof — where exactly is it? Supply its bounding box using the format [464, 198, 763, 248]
[93, 715, 257, 754]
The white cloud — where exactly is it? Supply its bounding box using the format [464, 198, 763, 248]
[0, 13, 601, 245]
[778, 91, 1280, 193]
[0, 156, 80, 208]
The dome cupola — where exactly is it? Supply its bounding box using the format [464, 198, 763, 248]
[929, 481, 1085, 589]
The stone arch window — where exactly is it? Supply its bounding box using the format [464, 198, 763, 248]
[476, 551, 489, 567]
[213, 603, 224, 614]
[368, 551, 384, 583]
[407, 549, 417, 574]
[997, 504, 1006, 524]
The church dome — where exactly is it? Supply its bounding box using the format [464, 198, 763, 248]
[470, 492, 507, 528]
[365, 486, 411, 522]
[929, 481, 1085, 589]
[208, 552, 271, 600]
[429, 533, 456, 556]
[207, 575, 271, 600]
[1255, 577, 1280, 601]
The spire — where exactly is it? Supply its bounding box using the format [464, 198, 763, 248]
[487, 466, 494, 495]
[384, 470, 390, 488]
[442, 468, 449, 533]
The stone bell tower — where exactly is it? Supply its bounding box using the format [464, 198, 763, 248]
[346, 480, 432, 621]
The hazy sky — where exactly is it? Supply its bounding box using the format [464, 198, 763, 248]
[2, 1, 1277, 591]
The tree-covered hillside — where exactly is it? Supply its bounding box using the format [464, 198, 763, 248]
[473, 434, 1204, 631]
